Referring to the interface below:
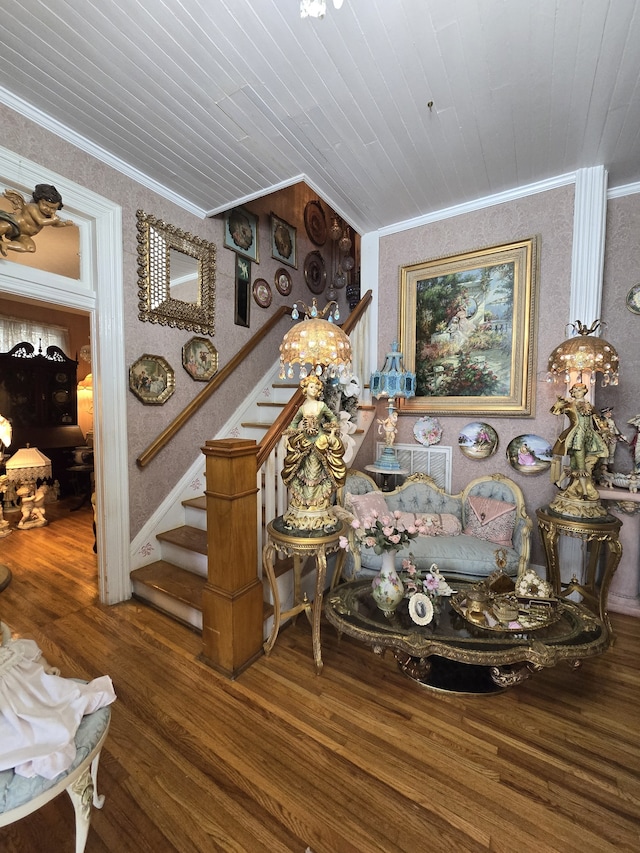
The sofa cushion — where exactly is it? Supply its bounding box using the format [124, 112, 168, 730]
[463, 495, 515, 547]
[416, 513, 462, 537]
[347, 491, 389, 524]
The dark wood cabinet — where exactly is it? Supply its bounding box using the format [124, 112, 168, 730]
[0, 341, 78, 432]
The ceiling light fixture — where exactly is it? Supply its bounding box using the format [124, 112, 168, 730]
[300, 0, 344, 19]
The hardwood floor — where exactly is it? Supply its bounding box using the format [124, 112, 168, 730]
[1, 500, 639, 852]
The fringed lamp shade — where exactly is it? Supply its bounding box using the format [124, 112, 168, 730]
[279, 300, 352, 380]
[547, 320, 619, 387]
[5, 445, 52, 485]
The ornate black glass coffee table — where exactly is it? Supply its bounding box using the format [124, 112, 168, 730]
[325, 580, 610, 694]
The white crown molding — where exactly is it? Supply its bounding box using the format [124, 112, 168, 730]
[377, 173, 577, 237]
[0, 87, 206, 219]
[608, 180, 640, 199]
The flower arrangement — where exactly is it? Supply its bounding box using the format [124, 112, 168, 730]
[399, 558, 454, 601]
[339, 509, 427, 555]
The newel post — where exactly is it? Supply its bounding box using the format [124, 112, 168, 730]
[200, 438, 263, 678]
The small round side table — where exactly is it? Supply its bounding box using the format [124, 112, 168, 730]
[364, 464, 409, 492]
[536, 506, 622, 636]
[262, 518, 346, 674]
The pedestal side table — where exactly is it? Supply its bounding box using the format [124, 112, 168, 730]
[364, 464, 409, 492]
[597, 488, 640, 617]
[262, 518, 346, 674]
[536, 506, 622, 636]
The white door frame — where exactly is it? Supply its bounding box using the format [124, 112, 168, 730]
[0, 145, 130, 604]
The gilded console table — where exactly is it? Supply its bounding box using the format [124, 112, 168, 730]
[262, 518, 346, 674]
[536, 507, 622, 636]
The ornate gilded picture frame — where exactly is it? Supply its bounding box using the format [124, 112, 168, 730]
[182, 337, 218, 382]
[399, 237, 539, 416]
[129, 354, 175, 405]
[136, 210, 216, 335]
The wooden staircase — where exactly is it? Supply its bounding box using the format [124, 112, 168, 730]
[130, 388, 371, 636]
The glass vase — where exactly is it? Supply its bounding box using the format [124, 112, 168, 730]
[371, 550, 404, 616]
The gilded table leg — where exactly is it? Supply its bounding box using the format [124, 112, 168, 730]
[311, 546, 327, 675]
[262, 542, 279, 655]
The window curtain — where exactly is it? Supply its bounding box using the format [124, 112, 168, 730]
[0, 315, 70, 356]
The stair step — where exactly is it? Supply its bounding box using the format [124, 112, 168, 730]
[157, 525, 207, 555]
[257, 401, 286, 409]
[183, 495, 206, 511]
[131, 561, 205, 631]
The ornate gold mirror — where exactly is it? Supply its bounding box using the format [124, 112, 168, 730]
[136, 209, 216, 335]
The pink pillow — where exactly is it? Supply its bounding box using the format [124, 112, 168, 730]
[348, 491, 390, 525]
[416, 513, 462, 536]
[463, 495, 515, 547]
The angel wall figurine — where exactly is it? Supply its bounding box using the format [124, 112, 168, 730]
[0, 184, 72, 256]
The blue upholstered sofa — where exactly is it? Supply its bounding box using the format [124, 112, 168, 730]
[334, 470, 532, 582]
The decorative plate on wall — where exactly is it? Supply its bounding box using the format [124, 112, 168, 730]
[413, 416, 443, 446]
[304, 200, 327, 246]
[304, 251, 327, 294]
[252, 278, 272, 308]
[274, 267, 292, 296]
[506, 434, 553, 475]
[626, 283, 640, 314]
[458, 422, 498, 459]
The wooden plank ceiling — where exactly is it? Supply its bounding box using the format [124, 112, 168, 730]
[1, 0, 639, 232]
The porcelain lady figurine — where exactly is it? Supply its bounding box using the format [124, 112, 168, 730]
[281, 374, 346, 531]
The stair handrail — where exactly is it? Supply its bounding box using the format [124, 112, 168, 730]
[136, 306, 293, 468]
[256, 289, 373, 469]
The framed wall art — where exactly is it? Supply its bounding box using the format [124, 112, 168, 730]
[399, 237, 539, 416]
[270, 213, 297, 268]
[182, 336, 218, 381]
[234, 255, 251, 328]
[224, 206, 259, 263]
[129, 354, 175, 405]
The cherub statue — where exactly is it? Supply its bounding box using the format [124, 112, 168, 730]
[377, 410, 398, 448]
[16, 483, 49, 529]
[0, 184, 72, 256]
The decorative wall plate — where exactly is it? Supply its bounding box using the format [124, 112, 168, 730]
[304, 251, 327, 294]
[626, 283, 640, 314]
[182, 336, 218, 381]
[274, 267, 292, 296]
[506, 434, 552, 475]
[458, 422, 498, 459]
[304, 200, 327, 246]
[413, 416, 443, 446]
[129, 354, 175, 405]
[252, 279, 272, 308]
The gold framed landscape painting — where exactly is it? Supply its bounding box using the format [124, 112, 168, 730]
[399, 238, 539, 416]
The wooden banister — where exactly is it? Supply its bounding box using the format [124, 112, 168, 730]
[136, 306, 292, 468]
[256, 289, 373, 468]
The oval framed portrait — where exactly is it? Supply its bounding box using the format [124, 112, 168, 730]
[274, 267, 292, 296]
[458, 422, 498, 459]
[506, 434, 553, 475]
[303, 251, 327, 294]
[408, 593, 434, 626]
[252, 278, 272, 308]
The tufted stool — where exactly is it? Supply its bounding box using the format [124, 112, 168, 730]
[0, 703, 111, 852]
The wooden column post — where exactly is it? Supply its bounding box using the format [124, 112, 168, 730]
[200, 439, 263, 678]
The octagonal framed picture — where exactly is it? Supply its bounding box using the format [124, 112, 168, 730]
[129, 354, 175, 404]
